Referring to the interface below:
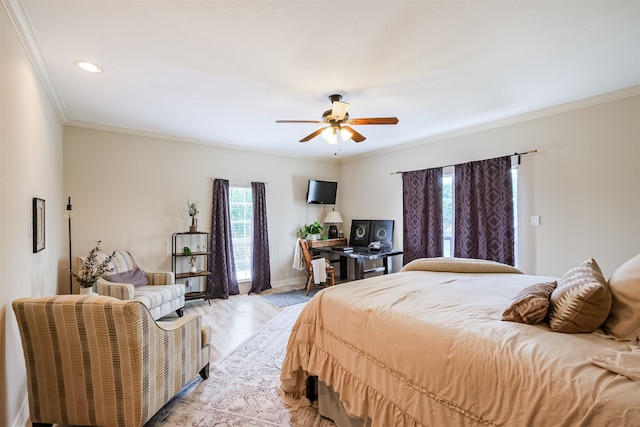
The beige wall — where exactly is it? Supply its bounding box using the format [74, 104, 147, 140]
[63, 126, 339, 290]
[63, 93, 639, 294]
[339, 93, 640, 278]
[1, 5, 65, 426]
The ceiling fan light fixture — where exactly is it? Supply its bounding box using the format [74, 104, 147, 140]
[339, 127, 352, 143]
[321, 127, 334, 140]
[321, 126, 352, 145]
[321, 127, 339, 145]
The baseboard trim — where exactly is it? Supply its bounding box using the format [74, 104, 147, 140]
[272, 277, 306, 288]
[10, 394, 29, 427]
[238, 277, 305, 294]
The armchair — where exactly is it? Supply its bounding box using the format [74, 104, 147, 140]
[12, 294, 210, 427]
[80, 249, 186, 320]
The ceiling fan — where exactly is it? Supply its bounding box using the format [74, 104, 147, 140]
[276, 94, 399, 144]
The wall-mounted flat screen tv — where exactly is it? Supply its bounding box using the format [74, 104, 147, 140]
[306, 179, 338, 205]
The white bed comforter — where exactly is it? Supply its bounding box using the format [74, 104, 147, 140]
[280, 259, 640, 426]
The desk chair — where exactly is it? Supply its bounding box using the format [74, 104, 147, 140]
[299, 239, 335, 295]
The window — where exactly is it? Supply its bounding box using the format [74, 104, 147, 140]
[441, 167, 518, 262]
[230, 186, 252, 281]
[442, 173, 454, 257]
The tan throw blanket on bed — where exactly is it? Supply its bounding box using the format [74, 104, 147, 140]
[589, 344, 640, 381]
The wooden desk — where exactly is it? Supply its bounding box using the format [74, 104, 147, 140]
[305, 238, 347, 249]
[311, 246, 403, 280]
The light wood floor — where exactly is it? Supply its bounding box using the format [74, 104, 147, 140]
[181, 283, 302, 362]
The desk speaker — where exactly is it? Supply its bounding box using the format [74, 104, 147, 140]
[370, 220, 394, 245]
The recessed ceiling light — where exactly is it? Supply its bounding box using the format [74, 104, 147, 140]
[74, 60, 103, 73]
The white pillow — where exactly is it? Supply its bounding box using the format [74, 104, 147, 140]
[602, 253, 640, 341]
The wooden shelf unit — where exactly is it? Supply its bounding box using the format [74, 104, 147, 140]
[172, 232, 211, 304]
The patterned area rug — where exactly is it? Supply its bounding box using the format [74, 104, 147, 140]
[146, 303, 335, 426]
[262, 288, 323, 307]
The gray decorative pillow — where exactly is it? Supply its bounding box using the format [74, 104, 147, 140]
[548, 258, 612, 333]
[104, 267, 148, 288]
[502, 281, 557, 324]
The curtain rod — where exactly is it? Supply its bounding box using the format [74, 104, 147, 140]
[210, 178, 268, 185]
[390, 150, 537, 175]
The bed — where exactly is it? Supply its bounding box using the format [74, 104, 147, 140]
[279, 256, 640, 426]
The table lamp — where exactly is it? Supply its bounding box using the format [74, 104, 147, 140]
[323, 210, 343, 239]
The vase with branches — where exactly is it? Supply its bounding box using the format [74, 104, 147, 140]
[187, 200, 199, 232]
[183, 246, 198, 273]
[71, 241, 115, 290]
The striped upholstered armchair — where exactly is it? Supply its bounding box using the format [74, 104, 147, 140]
[81, 249, 186, 320]
[12, 294, 210, 427]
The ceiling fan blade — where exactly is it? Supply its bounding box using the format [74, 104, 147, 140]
[276, 120, 325, 124]
[331, 101, 350, 121]
[299, 127, 326, 142]
[342, 126, 366, 143]
[346, 117, 399, 125]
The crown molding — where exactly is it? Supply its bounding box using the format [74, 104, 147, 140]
[2, 0, 68, 122]
[347, 85, 640, 162]
[64, 119, 339, 164]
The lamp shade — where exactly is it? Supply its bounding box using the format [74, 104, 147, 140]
[321, 126, 352, 145]
[323, 210, 343, 224]
[339, 127, 352, 143]
[332, 101, 350, 119]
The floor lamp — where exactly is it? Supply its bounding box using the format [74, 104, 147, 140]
[65, 197, 74, 294]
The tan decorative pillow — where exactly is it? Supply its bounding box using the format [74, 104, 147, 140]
[548, 258, 612, 333]
[400, 257, 523, 274]
[602, 253, 640, 340]
[502, 281, 557, 324]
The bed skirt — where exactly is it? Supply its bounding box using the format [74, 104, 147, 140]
[318, 380, 368, 427]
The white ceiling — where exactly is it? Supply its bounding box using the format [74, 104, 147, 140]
[7, 0, 640, 159]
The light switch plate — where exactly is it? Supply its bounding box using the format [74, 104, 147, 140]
[530, 215, 540, 226]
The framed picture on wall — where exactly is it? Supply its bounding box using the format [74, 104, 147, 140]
[349, 220, 371, 248]
[33, 198, 45, 253]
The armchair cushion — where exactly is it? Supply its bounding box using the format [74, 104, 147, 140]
[134, 284, 186, 312]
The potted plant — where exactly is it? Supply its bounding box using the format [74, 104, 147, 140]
[187, 200, 199, 232]
[71, 241, 115, 294]
[304, 221, 324, 241]
[183, 246, 198, 273]
[297, 227, 307, 239]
